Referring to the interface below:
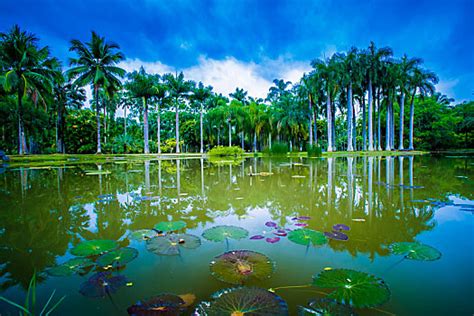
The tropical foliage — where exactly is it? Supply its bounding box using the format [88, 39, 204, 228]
[1, 26, 472, 154]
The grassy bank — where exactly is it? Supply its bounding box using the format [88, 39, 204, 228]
[3, 150, 434, 168]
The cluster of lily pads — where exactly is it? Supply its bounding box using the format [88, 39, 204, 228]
[47, 219, 444, 315]
[47, 239, 138, 298]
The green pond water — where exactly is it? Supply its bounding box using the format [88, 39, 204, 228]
[0, 155, 473, 315]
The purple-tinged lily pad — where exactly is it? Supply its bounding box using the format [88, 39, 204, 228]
[266, 237, 280, 243]
[295, 223, 308, 227]
[265, 221, 278, 228]
[292, 216, 311, 221]
[127, 293, 185, 315]
[324, 231, 349, 241]
[250, 235, 265, 240]
[79, 272, 127, 298]
[332, 224, 350, 231]
[274, 230, 287, 237]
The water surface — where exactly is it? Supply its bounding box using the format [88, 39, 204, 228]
[0, 155, 473, 315]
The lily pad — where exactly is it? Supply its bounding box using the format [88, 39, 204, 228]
[85, 170, 111, 175]
[288, 229, 328, 246]
[97, 247, 139, 267]
[324, 231, 349, 241]
[210, 250, 274, 284]
[389, 242, 441, 261]
[265, 221, 278, 228]
[298, 298, 356, 315]
[194, 287, 288, 315]
[312, 269, 390, 308]
[295, 223, 308, 227]
[71, 239, 118, 257]
[266, 237, 280, 243]
[154, 221, 187, 232]
[79, 272, 128, 298]
[250, 235, 265, 240]
[202, 225, 249, 242]
[47, 257, 94, 277]
[127, 293, 185, 315]
[146, 234, 201, 256]
[332, 224, 350, 231]
[128, 229, 158, 241]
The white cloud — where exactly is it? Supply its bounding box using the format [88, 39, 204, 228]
[436, 78, 459, 100]
[118, 55, 311, 99]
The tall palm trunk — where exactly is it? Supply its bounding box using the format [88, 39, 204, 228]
[228, 121, 232, 147]
[95, 87, 102, 153]
[308, 94, 313, 146]
[175, 98, 180, 153]
[377, 89, 382, 151]
[253, 131, 257, 153]
[241, 131, 244, 151]
[408, 89, 416, 150]
[352, 100, 356, 150]
[17, 89, 27, 154]
[331, 104, 336, 150]
[57, 100, 65, 153]
[390, 98, 395, 149]
[103, 103, 107, 145]
[362, 96, 367, 151]
[326, 87, 333, 152]
[398, 90, 405, 150]
[143, 96, 149, 154]
[157, 102, 161, 154]
[347, 83, 354, 151]
[313, 111, 318, 145]
[124, 105, 127, 136]
[385, 99, 392, 151]
[200, 104, 204, 153]
[368, 79, 374, 151]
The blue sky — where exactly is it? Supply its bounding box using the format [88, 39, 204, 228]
[1, 0, 472, 100]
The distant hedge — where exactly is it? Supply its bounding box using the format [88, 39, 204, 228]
[208, 146, 244, 157]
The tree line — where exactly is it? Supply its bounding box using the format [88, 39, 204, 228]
[0, 25, 472, 154]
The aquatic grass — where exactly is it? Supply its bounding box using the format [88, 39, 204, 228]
[0, 273, 66, 316]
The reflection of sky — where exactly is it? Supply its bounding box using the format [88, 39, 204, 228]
[433, 196, 473, 225]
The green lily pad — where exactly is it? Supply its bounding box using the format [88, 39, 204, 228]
[127, 293, 185, 315]
[298, 298, 356, 315]
[71, 239, 118, 257]
[389, 242, 442, 261]
[97, 247, 139, 267]
[210, 250, 274, 284]
[194, 287, 288, 315]
[85, 170, 111, 175]
[128, 229, 158, 241]
[288, 229, 328, 246]
[154, 220, 187, 232]
[47, 257, 94, 277]
[202, 225, 249, 242]
[312, 269, 390, 308]
[146, 234, 201, 256]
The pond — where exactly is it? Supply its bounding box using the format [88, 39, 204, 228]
[0, 155, 473, 315]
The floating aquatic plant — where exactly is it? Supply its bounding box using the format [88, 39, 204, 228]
[312, 269, 390, 308]
[194, 287, 288, 315]
[332, 224, 350, 231]
[288, 229, 328, 246]
[71, 239, 118, 257]
[127, 293, 185, 315]
[389, 242, 441, 261]
[85, 170, 111, 175]
[154, 221, 187, 232]
[292, 216, 311, 221]
[202, 225, 249, 242]
[298, 298, 356, 316]
[266, 237, 280, 243]
[324, 231, 349, 241]
[265, 221, 278, 228]
[250, 235, 265, 240]
[79, 272, 128, 298]
[295, 223, 309, 227]
[128, 229, 158, 241]
[97, 247, 139, 268]
[210, 250, 274, 284]
[146, 234, 201, 256]
[47, 257, 94, 277]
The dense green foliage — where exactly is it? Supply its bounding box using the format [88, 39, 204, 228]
[207, 146, 244, 157]
[0, 25, 472, 155]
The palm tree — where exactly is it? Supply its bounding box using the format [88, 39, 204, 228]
[67, 31, 125, 153]
[229, 87, 248, 104]
[192, 82, 213, 153]
[164, 72, 193, 153]
[0, 25, 60, 154]
[397, 55, 422, 150]
[125, 67, 159, 154]
[365, 42, 393, 151]
[408, 67, 438, 150]
[153, 82, 167, 154]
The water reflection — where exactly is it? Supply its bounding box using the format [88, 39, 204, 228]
[0, 155, 472, 294]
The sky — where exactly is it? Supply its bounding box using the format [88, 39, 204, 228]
[1, 0, 473, 101]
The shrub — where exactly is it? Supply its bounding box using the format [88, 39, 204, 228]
[307, 143, 323, 157]
[208, 146, 244, 157]
[269, 142, 288, 156]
